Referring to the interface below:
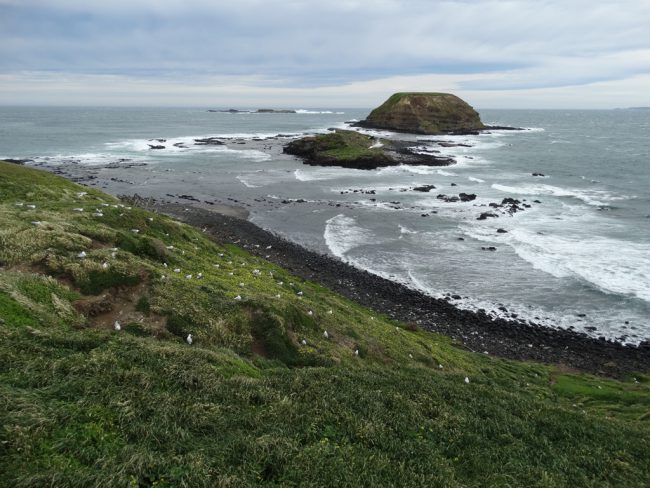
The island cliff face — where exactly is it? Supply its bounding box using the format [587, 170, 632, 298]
[356, 92, 485, 135]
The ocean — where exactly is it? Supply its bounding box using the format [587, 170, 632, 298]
[1, 106, 649, 343]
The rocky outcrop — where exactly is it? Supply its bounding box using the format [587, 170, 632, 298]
[355, 92, 485, 135]
[283, 130, 455, 170]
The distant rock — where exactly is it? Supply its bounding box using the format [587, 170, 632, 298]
[208, 108, 297, 114]
[412, 184, 437, 192]
[256, 108, 297, 114]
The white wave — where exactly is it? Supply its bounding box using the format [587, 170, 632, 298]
[468, 176, 485, 183]
[437, 169, 458, 177]
[377, 165, 443, 176]
[494, 229, 650, 302]
[294, 168, 364, 182]
[491, 183, 628, 207]
[324, 214, 375, 260]
[236, 175, 263, 188]
[399, 225, 418, 235]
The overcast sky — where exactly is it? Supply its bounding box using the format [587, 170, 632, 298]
[1, 0, 649, 108]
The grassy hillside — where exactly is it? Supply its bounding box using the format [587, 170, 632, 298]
[1, 161, 649, 487]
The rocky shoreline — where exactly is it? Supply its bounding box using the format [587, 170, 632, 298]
[140, 199, 650, 377]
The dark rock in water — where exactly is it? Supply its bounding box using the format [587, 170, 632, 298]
[533, 200, 542, 203]
[502, 198, 521, 205]
[496, 228, 508, 234]
[436, 194, 459, 203]
[457, 237, 465, 241]
[437, 141, 472, 148]
[194, 137, 225, 146]
[450, 183, 457, 186]
[458, 193, 476, 202]
[477, 212, 498, 220]
[149, 138, 166, 143]
[532, 173, 545, 177]
[481, 246, 497, 251]
[451, 294, 462, 300]
[148, 144, 165, 150]
[412, 184, 436, 192]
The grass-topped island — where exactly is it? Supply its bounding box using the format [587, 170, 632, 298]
[1, 160, 650, 487]
[283, 129, 454, 169]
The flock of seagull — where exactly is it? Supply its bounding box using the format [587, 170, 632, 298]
[16, 196, 463, 381]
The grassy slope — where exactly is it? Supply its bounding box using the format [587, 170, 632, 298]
[1, 161, 649, 487]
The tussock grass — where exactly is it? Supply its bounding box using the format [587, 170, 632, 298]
[1, 161, 649, 487]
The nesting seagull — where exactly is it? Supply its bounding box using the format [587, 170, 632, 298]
[77, 251, 87, 258]
[131, 229, 140, 234]
[102, 262, 109, 269]
[185, 274, 192, 279]
[239, 282, 245, 287]
[327, 310, 333, 314]
[323, 330, 329, 339]
[174, 268, 181, 273]
[307, 310, 313, 316]
[26, 204, 36, 209]
[464, 377, 470, 384]
[72, 208, 84, 212]
[186, 334, 193, 345]
[234, 295, 242, 301]
[301, 339, 307, 346]
[113, 320, 121, 331]
[354, 349, 359, 356]
[297, 291, 303, 296]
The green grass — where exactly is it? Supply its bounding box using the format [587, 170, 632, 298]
[1, 161, 650, 487]
[287, 130, 388, 163]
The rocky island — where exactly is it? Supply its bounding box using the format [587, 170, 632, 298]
[354, 92, 519, 135]
[283, 129, 454, 169]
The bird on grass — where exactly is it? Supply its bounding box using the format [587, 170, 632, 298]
[308, 310, 313, 316]
[113, 320, 121, 331]
[464, 377, 470, 384]
[354, 349, 359, 356]
[323, 330, 329, 339]
[186, 334, 193, 345]
[234, 295, 242, 301]
[301, 339, 307, 346]
[77, 251, 87, 258]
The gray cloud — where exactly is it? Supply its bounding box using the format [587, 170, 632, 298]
[1, 0, 649, 105]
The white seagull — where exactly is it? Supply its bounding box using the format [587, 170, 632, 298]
[464, 377, 470, 384]
[113, 320, 121, 331]
[186, 334, 193, 345]
[77, 251, 87, 258]
[323, 330, 329, 339]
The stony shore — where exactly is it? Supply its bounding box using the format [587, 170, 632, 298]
[142, 199, 650, 377]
